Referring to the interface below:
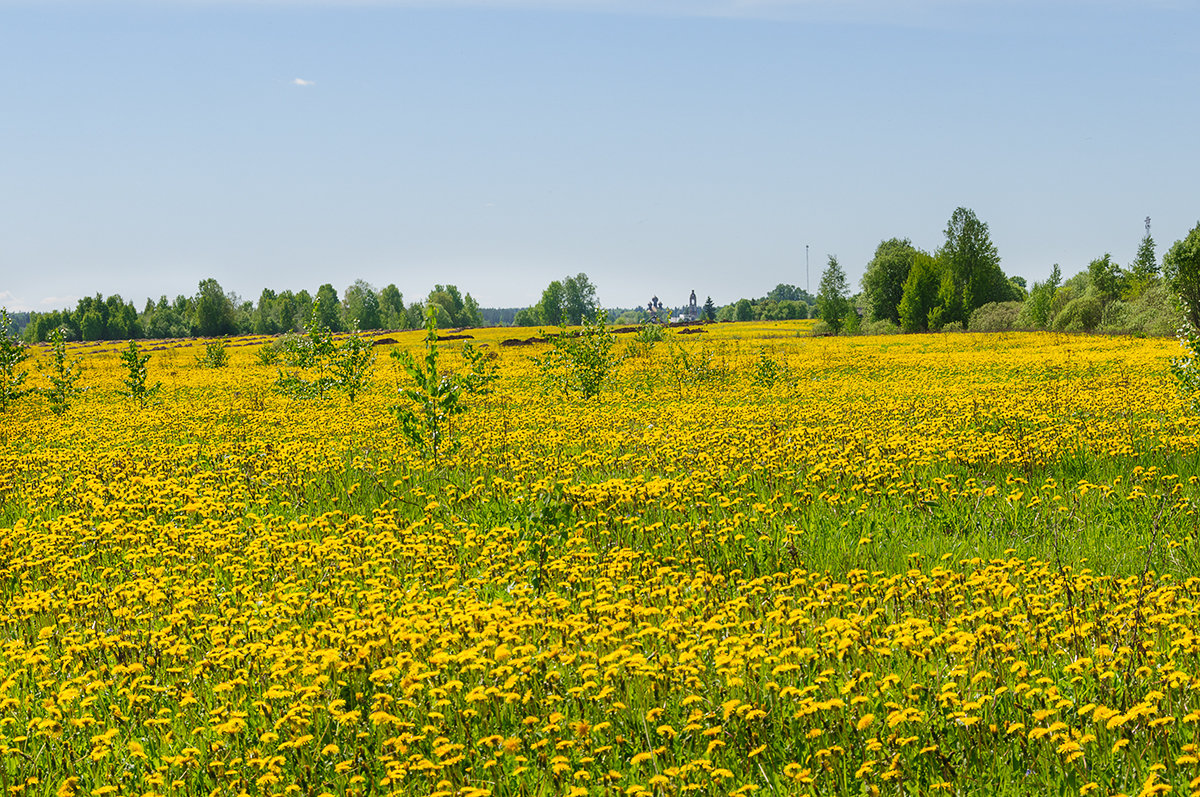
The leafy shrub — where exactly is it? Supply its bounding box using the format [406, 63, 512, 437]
[0, 308, 28, 412]
[863, 319, 900, 336]
[535, 312, 621, 399]
[752, 348, 788, 388]
[1052, 292, 1102, 332]
[275, 302, 377, 401]
[840, 309, 861, 334]
[968, 301, 1023, 333]
[456, 341, 499, 397]
[809, 320, 834, 337]
[42, 326, 82, 415]
[278, 331, 320, 368]
[117, 340, 160, 407]
[255, 344, 280, 366]
[635, 323, 666, 345]
[197, 339, 229, 368]
[391, 308, 495, 461]
[625, 322, 667, 360]
[330, 325, 377, 403]
[1098, 283, 1183, 337]
[1171, 311, 1200, 411]
[666, 341, 728, 390]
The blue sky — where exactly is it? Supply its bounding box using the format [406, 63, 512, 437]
[2, 0, 1198, 313]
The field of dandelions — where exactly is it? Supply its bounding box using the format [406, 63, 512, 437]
[3, 321, 1200, 797]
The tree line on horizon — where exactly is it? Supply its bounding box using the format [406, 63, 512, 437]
[8, 209, 1200, 342]
[14, 280, 485, 344]
[808, 208, 1200, 337]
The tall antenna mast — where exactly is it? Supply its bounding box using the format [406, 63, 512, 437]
[806, 244, 810, 295]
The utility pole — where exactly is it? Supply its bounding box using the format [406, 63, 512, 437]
[806, 245, 810, 295]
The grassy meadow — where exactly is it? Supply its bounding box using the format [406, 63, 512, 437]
[2, 321, 1199, 796]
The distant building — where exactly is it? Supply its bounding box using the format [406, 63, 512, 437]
[677, 290, 699, 323]
[647, 295, 668, 323]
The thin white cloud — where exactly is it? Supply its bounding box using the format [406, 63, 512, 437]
[293, 77, 315, 86]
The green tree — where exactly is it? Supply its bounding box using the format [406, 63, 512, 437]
[513, 307, 539, 327]
[841, 306, 861, 334]
[196, 279, 236, 337]
[1165, 221, 1200, 328]
[562, 273, 600, 325]
[931, 269, 963, 330]
[1087, 254, 1125, 304]
[1128, 217, 1159, 296]
[80, 309, 105, 342]
[766, 284, 812, 303]
[105, 295, 139, 339]
[276, 291, 300, 333]
[462, 293, 482, 328]
[343, 279, 382, 330]
[702, 296, 716, 322]
[143, 296, 189, 339]
[405, 302, 427, 329]
[734, 298, 754, 322]
[379, 284, 405, 329]
[1170, 314, 1200, 410]
[936, 207, 1009, 325]
[861, 238, 919, 324]
[42, 326, 82, 415]
[274, 300, 371, 400]
[898, 253, 943, 333]
[294, 290, 314, 330]
[426, 284, 481, 328]
[1019, 264, 1062, 329]
[315, 284, 343, 332]
[537, 281, 565, 326]
[330, 323, 376, 402]
[25, 310, 72, 343]
[817, 255, 850, 333]
[253, 289, 280, 335]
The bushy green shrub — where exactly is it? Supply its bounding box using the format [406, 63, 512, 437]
[42, 326, 82, 415]
[1170, 310, 1200, 411]
[274, 300, 377, 401]
[666, 341, 728, 389]
[255, 344, 281, 365]
[863, 318, 900, 336]
[391, 307, 495, 461]
[117, 340, 161, 407]
[1052, 292, 1102, 332]
[535, 312, 620, 400]
[752, 348, 788, 387]
[968, 301, 1023, 333]
[635, 322, 666, 345]
[840, 309, 861, 334]
[1098, 283, 1183, 337]
[197, 338, 229, 368]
